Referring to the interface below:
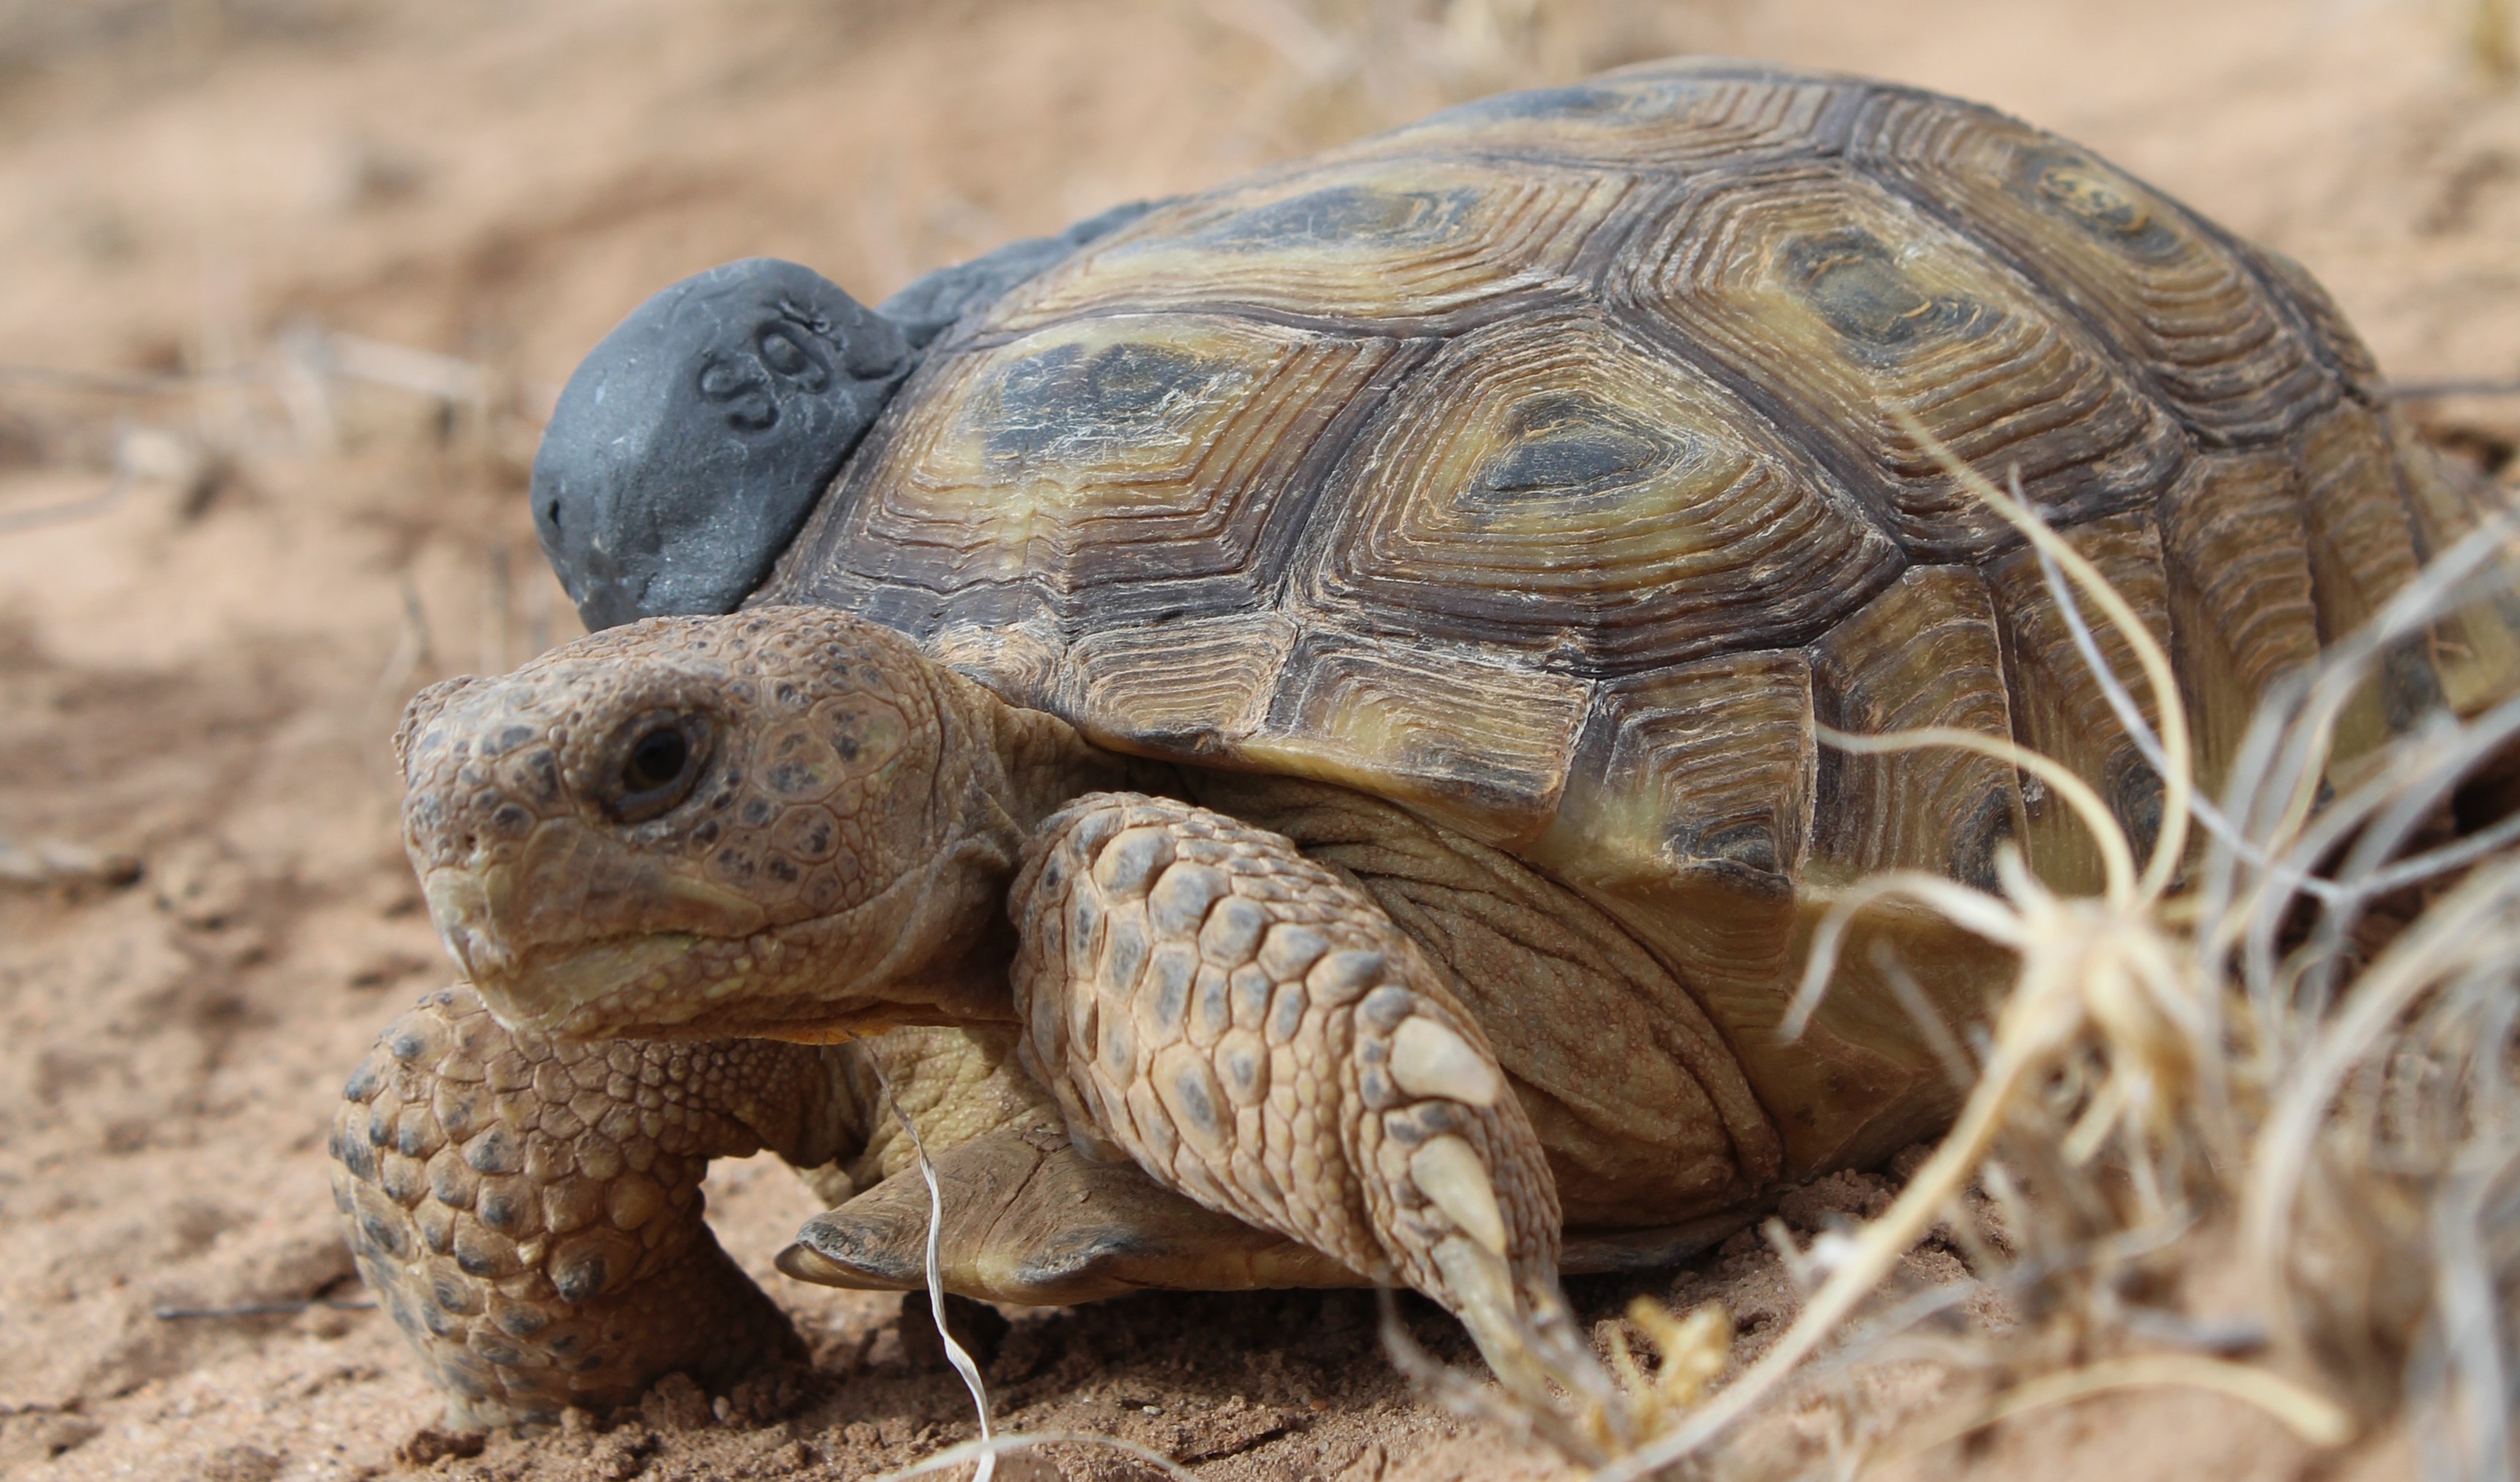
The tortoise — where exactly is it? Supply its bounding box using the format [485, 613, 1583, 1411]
[332, 56, 2519, 1431]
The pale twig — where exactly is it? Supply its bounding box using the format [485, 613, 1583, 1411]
[864, 1058, 998, 1482]
[0, 361, 242, 394]
[1879, 1353, 2352, 1467]
[154, 1298, 375, 1319]
[1372, 1286, 1610, 1465]
[1595, 1027, 2056, 1480]
[1874, 940, 1980, 1094]
[367, 577, 433, 748]
[1602, 421, 2265, 1479]
[2392, 376, 2520, 399]
[2028, 534, 2290, 885]
[0, 426, 134, 534]
[1782, 869, 2029, 1041]
[2415, 1134, 2520, 1482]
[866, 1430, 1199, 1482]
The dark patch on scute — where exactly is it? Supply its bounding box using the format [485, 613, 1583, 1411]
[1469, 392, 1671, 501]
[1198, 184, 1477, 249]
[2108, 759, 2165, 864]
[510, 749, 562, 806]
[1681, 819, 1784, 873]
[1783, 227, 1989, 354]
[394, 1118, 435, 1158]
[471, 1335, 524, 1366]
[477, 1188, 528, 1233]
[1475, 426, 1663, 496]
[462, 1127, 523, 1174]
[2010, 149, 2182, 261]
[981, 342, 1234, 464]
[1946, 785, 2015, 891]
[551, 1250, 607, 1303]
[355, 1209, 405, 1259]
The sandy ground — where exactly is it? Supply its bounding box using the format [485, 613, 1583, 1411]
[0, 1, 2512, 1479]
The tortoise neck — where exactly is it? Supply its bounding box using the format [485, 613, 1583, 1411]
[868, 665, 1135, 1025]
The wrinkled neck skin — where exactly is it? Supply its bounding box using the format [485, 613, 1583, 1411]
[812, 670, 1134, 1040]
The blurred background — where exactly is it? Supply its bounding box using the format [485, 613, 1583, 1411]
[0, 3, 2513, 1479]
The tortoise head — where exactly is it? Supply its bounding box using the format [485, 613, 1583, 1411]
[532, 259, 912, 631]
[394, 608, 1019, 1042]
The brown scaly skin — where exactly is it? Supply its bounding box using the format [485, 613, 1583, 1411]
[357, 606, 1617, 1429]
[330, 988, 839, 1427]
[1013, 793, 1587, 1399]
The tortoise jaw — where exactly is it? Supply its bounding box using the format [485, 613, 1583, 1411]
[481, 932, 707, 1037]
[423, 865, 521, 988]
[422, 862, 712, 1037]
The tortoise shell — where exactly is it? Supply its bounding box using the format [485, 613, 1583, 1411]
[758, 58, 2508, 1172]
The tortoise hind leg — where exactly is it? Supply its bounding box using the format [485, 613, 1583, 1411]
[330, 986, 853, 1427]
[779, 1120, 1366, 1302]
[779, 1021, 1364, 1303]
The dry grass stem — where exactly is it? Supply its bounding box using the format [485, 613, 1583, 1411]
[1884, 1352, 2354, 1465]
[865, 1061, 1000, 1482]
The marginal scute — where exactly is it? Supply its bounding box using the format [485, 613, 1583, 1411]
[1807, 564, 2023, 889]
[2249, 243, 2387, 402]
[2155, 450, 2323, 792]
[2295, 401, 2441, 763]
[1846, 90, 2339, 443]
[1606, 160, 2185, 558]
[1061, 612, 1296, 758]
[1984, 512, 2174, 892]
[1294, 309, 1900, 674]
[1537, 650, 1816, 891]
[1245, 634, 1592, 849]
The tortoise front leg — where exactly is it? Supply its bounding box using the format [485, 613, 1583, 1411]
[330, 986, 857, 1428]
[1010, 793, 1610, 1419]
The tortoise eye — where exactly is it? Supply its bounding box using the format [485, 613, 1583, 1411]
[612, 716, 707, 822]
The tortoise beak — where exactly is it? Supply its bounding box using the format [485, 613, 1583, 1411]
[423, 864, 520, 988]
[421, 860, 729, 1036]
